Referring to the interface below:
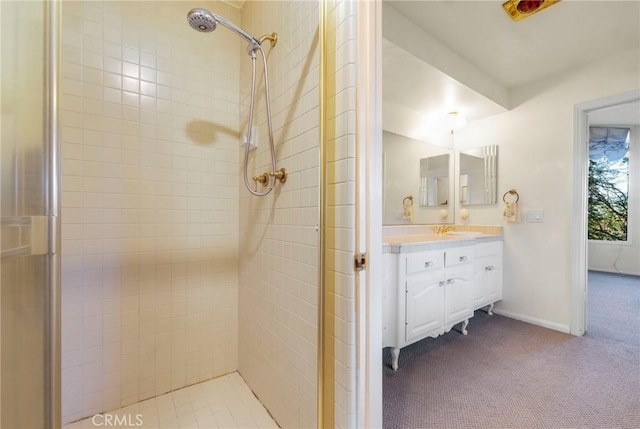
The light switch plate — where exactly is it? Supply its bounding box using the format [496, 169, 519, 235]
[527, 209, 544, 222]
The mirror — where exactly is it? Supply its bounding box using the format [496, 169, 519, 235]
[419, 155, 449, 207]
[459, 145, 498, 205]
[383, 131, 454, 224]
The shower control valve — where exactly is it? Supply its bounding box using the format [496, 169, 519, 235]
[269, 168, 288, 184]
[252, 173, 269, 186]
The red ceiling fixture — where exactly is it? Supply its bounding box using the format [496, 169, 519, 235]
[502, 0, 560, 21]
[517, 1, 544, 13]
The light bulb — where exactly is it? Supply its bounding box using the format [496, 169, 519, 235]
[446, 111, 467, 134]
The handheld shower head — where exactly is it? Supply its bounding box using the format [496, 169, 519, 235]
[187, 8, 257, 45]
[187, 8, 217, 33]
[186, 8, 281, 197]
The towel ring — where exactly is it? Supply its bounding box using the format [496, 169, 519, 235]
[403, 195, 414, 207]
[503, 189, 519, 203]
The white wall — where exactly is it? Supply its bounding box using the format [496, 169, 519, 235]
[452, 48, 640, 332]
[60, 1, 241, 423]
[588, 125, 640, 276]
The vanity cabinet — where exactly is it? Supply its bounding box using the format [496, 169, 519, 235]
[383, 238, 503, 371]
[383, 245, 474, 371]
[473, 242, 503, 314]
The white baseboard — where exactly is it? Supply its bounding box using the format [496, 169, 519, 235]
[492, 309, 571, 334]
[587, 268, 640, 277]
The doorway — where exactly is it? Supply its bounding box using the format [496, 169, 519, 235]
[571, 90, 640, 336]
[587, 271, 640, 342]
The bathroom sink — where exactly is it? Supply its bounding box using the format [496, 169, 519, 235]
[446, 231, 483, 237]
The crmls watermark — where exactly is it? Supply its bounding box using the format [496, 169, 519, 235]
[91, 413, 143, 427]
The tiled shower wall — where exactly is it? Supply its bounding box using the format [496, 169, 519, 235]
[238, 1, 321, 428]
[59, 1, 242, 423]
[324, 1, 358, 427]
[238, 1, 358, 428]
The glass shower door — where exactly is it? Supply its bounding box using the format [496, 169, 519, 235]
[1, 1, 59, 428]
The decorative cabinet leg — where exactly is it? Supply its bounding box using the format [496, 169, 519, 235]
[460, 318, 469, 335]
[486, 302, 494, 316]
[391, 347, 400, 371]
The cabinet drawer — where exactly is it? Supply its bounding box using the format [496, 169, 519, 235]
[446, 247, 473, 267]
[406, 251, 444, 275]
[475, 241, 503, 257]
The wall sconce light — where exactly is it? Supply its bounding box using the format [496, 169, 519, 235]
[502, 0, 560, 21]
[446, 111, 466, 134]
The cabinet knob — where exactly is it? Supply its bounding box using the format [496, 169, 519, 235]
[425, 261, 433, 268]
[459, 256, 468, 262]
[439, 281, 445, 287]
[485, 265, 495, 271]
[446, 278, 455, 284]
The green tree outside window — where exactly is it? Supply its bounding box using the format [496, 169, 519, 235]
[588, 155, 628, 241]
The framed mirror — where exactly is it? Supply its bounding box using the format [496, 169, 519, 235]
[383, 131, 454, 224]
[459, 144, 498, 205]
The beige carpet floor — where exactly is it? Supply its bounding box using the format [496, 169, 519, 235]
[382, 271, 640, 429]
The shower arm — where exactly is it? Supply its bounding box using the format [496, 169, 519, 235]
[258, 33, 278, 48]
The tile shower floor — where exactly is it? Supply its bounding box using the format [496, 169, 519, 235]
[64, 372, 279, 429]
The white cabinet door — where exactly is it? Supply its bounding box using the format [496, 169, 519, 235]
[443, 263, 473, 326]
[405, 271, 444, 344]
[473, 245, 503, 310]
[483, 254, 503, 302]
[473, 256, 489, 307]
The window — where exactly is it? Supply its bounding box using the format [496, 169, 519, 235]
[588, 127, 630, 241]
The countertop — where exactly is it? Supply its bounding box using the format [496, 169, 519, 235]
[383, 233, 503, 254]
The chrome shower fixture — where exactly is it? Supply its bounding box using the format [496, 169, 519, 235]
[188, 8, 254, 43]
[186, 8, 282, 197]
[187, 8, 217, 32]
[187, 8, 277, 53]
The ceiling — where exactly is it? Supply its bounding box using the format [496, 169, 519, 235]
[387, 0, 640, 89]
[383, 38, 506, 121]
[383, 0, 640, 135]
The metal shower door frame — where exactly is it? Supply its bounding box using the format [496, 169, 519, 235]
[0, 0, 61, 427]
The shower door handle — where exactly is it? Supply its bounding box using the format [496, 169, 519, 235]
[1, 215, 52, 258]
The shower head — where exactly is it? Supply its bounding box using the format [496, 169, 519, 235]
[187, 8, 257, 45]
[187, 8, 217, 33]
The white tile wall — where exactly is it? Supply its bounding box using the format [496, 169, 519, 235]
[237, 1, 359, 428]
[60, 1, 242, 423]
[237, 1, 321, 428]
[60, 0, 361, 426]
[325, 1, 358, 428]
